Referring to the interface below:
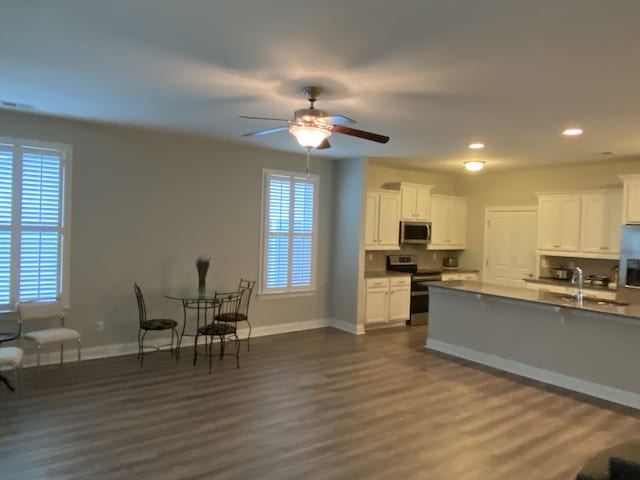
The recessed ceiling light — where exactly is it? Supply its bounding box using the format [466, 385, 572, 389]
[464, 161, 485, 172]
[468, 142, 485, 149]
[562, 128, 583, 136]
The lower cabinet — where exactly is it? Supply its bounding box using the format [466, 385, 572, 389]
[441, 272, 479, 281]
[365, 276, 411, 328]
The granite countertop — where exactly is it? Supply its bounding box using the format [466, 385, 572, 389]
[364, 270, 412, 279]
[429, 280, 640, 320]
[441, 268, 480, 274]
[524, 276, 616, 293]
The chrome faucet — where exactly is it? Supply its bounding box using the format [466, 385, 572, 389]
[572, 267, 584, 301]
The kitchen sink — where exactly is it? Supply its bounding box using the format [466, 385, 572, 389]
[551, 293, 630, 307]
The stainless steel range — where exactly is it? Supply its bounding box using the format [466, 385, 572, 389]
[386, 255, 442, 325]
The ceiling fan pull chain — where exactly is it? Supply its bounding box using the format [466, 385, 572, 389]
[306, 147, 311, 178]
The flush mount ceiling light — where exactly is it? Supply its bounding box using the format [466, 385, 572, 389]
[562, 127, 583, 136]
[288, 125, 331, 148]
[464, 161, 485, 172]
[468, 142, 485, 149]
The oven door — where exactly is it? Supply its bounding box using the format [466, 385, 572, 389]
[410, 281, 429, 325]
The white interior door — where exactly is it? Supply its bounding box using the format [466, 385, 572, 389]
[484, 207, 538, 286]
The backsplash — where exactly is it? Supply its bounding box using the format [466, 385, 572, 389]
[540, 255, 618, 279]
[365, 245, 462, 271]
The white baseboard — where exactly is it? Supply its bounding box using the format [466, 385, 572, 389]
[16, 318, 332, 368]
[426, 338, 640, 410]
[328, 318, 365, 335]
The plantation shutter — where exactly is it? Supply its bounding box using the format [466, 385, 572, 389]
[19, 149, 63, 300]
[0, 149, 13, 304]
[263, 171, 317, 293]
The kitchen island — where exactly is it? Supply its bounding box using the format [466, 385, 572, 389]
[426, 281, 640, 409]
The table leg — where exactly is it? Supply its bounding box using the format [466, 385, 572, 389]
[177, 300, 189, 358]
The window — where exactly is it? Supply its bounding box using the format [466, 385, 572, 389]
[0, 138, 71, 309]
[260, 169, 318, 295]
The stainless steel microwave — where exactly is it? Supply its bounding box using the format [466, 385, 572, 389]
[400, 221, 431, 244]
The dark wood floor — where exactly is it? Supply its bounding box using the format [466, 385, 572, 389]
[2, 326, 639, 480]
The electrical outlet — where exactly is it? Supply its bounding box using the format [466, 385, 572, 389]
[368, 253, 373, 261]
[96, 320, 104, 332]
[432, 253, 437, 260]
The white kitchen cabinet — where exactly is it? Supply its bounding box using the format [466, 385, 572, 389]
[384, 182, 434, 221]
[621, 175, 640, 224]
[537, 194, 581, 253]
[580, 190, 622, 259]
[537, 190, 622, 259]
[429, 194, 467, 250]
[365, 276, 410, 327]
[365, 189, 401, 250]
[441, 272, 479, 281]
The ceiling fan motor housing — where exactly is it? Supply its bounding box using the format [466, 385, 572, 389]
[295, 108, 329, 125]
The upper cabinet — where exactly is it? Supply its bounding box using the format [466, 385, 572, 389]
[580, 190, 622, 257]
[429, 194, 467, 250]
[537, 190, 622, 259]
[365, 189, 401, 251]
[537, 194, 581, 253]
[384, 182, 434, 221]
[621, 175, 640, 224]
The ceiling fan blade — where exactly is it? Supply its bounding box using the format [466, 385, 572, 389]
[331, 124, 389, 144]
[239, 115, 291, 122]
[316, 139, 331, 150]
[242, 125, 290, 137]
[322, 114, 356, 125]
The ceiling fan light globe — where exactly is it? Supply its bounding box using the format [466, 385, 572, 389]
[289, 126, 331, 148]
[464, 161, 485, 172]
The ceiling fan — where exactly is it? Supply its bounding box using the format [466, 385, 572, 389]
[240, 86, 390, 150]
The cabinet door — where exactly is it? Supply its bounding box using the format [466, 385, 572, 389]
[429, 196, 449, 248]
[538, 195, 580, 252]
[624, 180, 640, 224]
[388, 287, 410, 321]
[558, 196, 581, 251]
[414, 186, 432, 221]
[365, 287, 389, 325]
[448, 197, 467, 248]
[400, 185, 417, 220]
[605, 190, 622, 254]
[461, 273, 479, 281]
[581, 192, 620, 256]
[441, 273, 461, 281]
[580, 193, 607, 254]
[364, 192, 379, 249]
[377, 192, 401, 248]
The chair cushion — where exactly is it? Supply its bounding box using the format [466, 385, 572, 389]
[215, 313, 243, 323]
[0, 347, 23, 368]
[142, 319, 177, 330]
[610, 457, 640, 480]
[22, 328, 80, 345]
[576, 440, 640, 480]
[198, 323, 236, 336]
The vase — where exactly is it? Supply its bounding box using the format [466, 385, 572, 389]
[198, 277, 206, 296]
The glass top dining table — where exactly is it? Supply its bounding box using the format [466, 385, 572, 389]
[165, 290, 220, 355]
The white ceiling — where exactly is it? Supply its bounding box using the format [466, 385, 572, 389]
[2, 0, 640, 172]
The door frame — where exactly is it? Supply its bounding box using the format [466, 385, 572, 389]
[482, 205, 538, 283]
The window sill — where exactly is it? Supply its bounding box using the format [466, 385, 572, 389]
[258, 291, 316, 300]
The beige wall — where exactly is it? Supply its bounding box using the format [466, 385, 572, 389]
[0, 110, 335, 349]
[367, 162, 464, 195]
[330, 158, 367, 333]
[461, 158, 640, 270]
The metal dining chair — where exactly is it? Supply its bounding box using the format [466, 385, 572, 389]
[193, 291, 242, 373]
[215, 279, 255, 350]
[134, 283, 179, 365]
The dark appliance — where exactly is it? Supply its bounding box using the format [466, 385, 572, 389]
[386, 255, 442, 325]
[442, 257, 458, 269]
[400, 221, 431, 245]
[620, 225, 640, 288]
